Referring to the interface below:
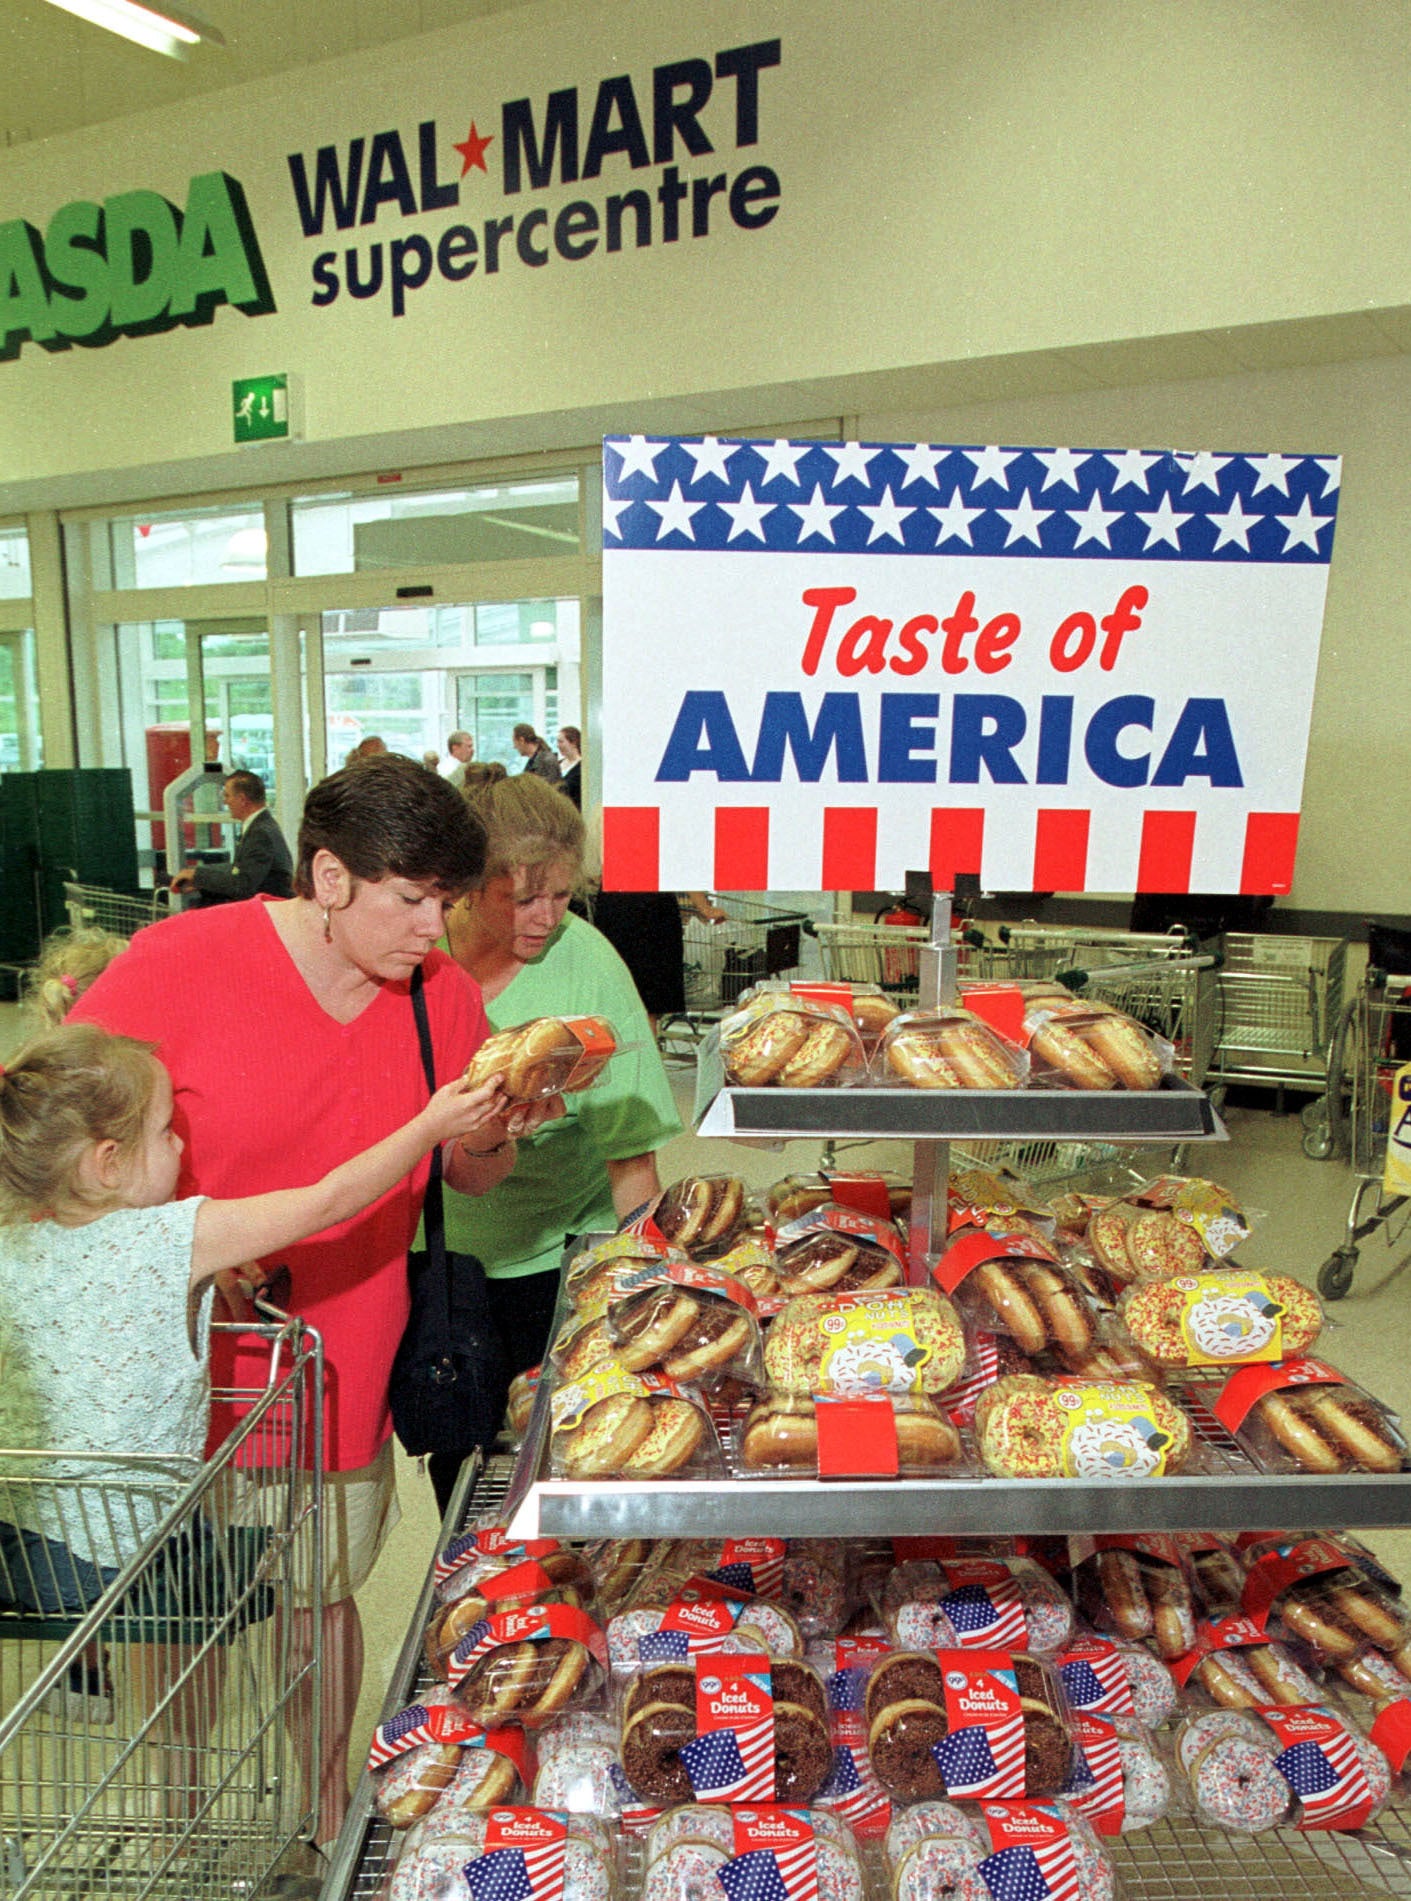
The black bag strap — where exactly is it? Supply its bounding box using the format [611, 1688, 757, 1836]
[409, 966, 451, 1342]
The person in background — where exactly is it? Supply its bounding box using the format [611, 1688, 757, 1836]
[557, 726, 582, 808]
[446, 731, 476, 787]
[70, 755, 555, 1848]
[346, 735, 388, 765]
[434, 773, 682, 1513]
[169, 771, 293, 905]
[421, 749, 441, 773]
[462, 760, 507, 790]
[591, 888, 726, 1034]
[511, 722, 561, 784]
[25, 928, 128, 1029]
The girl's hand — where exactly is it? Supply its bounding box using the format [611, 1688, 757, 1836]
[423, 1075, 510, 1146]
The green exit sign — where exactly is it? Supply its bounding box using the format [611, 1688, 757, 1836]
[233, 373, 290, 443]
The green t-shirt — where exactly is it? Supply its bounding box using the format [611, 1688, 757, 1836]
[442, 910, 683, 1279]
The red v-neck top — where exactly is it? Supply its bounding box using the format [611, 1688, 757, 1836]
[71, 898, 488, 1467]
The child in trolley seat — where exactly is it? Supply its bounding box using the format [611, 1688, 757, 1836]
[0, 1021, 505, 1708]
[23, 924, 130, 1029]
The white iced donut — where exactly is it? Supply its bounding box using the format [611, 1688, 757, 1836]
[885, 1802, 987, 1869]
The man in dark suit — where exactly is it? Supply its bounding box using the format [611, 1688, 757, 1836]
[169, 769, 294, 903]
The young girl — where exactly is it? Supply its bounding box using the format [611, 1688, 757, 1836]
[0, 1019, 506, 1587]
[24, 926, 128, 1029]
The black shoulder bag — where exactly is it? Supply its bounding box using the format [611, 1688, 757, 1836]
[387, 967, 509, 1458]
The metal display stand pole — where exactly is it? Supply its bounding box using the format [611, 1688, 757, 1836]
[908, 889, 956, 1280]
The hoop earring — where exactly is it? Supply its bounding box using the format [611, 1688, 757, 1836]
[322, 906, 332, 943]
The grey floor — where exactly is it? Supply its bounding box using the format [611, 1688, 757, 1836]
[4, 1002, 1408, 1782]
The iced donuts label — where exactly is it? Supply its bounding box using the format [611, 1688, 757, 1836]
[934, 1651, 1026, 1799]
[683, 1654, 775, 1802]
[1062, 1711, 1125, 1835]
[816, 1295, 931, 1394]
[1054, 1384, 1174, 1478]
[1175, 1272, 1284, 1364]
[1261, 1706, 1376, 1831]
[974, 1800, 1081, 1897]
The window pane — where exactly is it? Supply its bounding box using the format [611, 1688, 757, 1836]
[0, 527, 31, 601]
[320, 598, 576, 658]
[104, 505, 267, 588]
[0, 630, 41, 770]
[292, 476, 580, 575]
[325, 671, 436, 765]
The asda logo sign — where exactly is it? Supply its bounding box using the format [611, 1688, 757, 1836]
[0, 171, 273, 362]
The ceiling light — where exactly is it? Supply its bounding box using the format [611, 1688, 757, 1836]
[42, 0, 223, 58]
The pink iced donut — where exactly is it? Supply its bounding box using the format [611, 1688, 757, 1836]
[608, 1609, 666, 1673]
[1176, 1709, 1266, 1776]
[533, 1743, 621, 1813]
[642, 1842, 729, 1901]
[888, 1562, 1072, 1654]
[646, 1808, 737, 1865]
[894, 1836, 986, 1901]
[815, 1839, 865, 1901]
[1114, 1643, 1178, 1727]
[1114, 1722, 1170, 1831]
[885, 1802, 987, 1869]
[1190, 1735, 1290, 1833]
[723, 1601, 803, 1655]
[390, 1832, 488, 1900]
[536, 1712, 620, 1766]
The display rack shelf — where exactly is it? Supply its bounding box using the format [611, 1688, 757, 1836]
[501, 1370, 1411, 1541]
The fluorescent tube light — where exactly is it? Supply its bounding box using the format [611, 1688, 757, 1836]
[42, 0, 222, 57]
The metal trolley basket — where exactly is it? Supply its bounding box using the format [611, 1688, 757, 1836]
[658, 895, 810, 1060]
[1206, 931, 1349, 1112]
[0, 1311, 324, 1901]
[63, 882, 173, 940]
[1313, 972, 1411, 1300]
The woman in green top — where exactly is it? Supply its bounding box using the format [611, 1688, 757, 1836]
[435, 774, 683, 1506]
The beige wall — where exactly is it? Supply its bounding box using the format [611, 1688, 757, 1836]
[1, 0, 1408, 913]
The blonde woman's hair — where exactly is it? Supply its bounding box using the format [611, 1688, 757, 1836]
[0, 1023, 158, 1226]
[464, 771, 586, 886]
[24, 928, 128, 1028]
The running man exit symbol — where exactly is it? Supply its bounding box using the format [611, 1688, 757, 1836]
[232, 373, 290, 442]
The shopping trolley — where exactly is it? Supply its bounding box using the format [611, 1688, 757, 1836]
[658, 895, 810, 1061]
[0, 1310, 323, 1900]
[62, 882, 173, 939]
[1313, 972, 1411, 1300]
[1205, 931, 1349, 1111]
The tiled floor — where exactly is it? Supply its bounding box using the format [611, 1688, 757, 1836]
[5, 1001, 1410, 1789]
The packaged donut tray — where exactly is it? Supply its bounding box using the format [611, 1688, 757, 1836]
[693, 1045, 1223, 1142]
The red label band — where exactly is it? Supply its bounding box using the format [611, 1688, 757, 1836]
[1214, 1358, 1347, 1433]
[816, 1394, 900, 1478]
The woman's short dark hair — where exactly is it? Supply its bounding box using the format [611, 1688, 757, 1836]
[295, 754, 486, 897]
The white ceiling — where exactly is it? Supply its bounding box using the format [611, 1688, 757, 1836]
[0, 0, 530, 147]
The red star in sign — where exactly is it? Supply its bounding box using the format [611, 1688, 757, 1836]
[454, 121, 494, 176]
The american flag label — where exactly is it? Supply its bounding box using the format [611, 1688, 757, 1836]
[601, 437, 1337, 897]
[1062, 1712, 1125, 1836]
[447, 1603, 607, 1685]
[819, 1650, 891, 1837]
[718, 1809, 819, 1901]
[1240, 1538, 1351, 1620]
[1262, 1706, 1375, 1830]
[939, 1333, 1002, 1429]
[466, 1808, 569, 1901]
[705, 1540, 787, 1599]
[777, 1204, 907, 1268]
[936, 1562, 1028, 1650]
[1056, 1639, 1133, 1716]
[975, 1802, 1081, 1901]
[367, 1702, 488, 1770]
[682, 1654, 775, 1802]
[433, 1532, 559, 1589]
[934, 1650, 1026, 1798]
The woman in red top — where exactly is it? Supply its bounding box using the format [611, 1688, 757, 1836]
[73, 755, 557, 1845]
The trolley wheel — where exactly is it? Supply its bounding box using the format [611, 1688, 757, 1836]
[1302, 1125, 1334, 1161]
[1301, 1099, 1324, 1130]
[1318, 1248, 1357, 1301]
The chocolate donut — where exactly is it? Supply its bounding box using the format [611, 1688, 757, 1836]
[866, 1697, 950, 1798]
[620, 1699, 697, 1806]
[772, 1701, 833, 1800]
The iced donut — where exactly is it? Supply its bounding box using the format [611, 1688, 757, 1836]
[1115, 1643, 1179, 1727]
[642, 1842, 730, 1901]
[1351, 1732, 1393, 1820]
[1175, 1709, 1265, 1774]
[536, 1711, 620, 1766]
[1188, 1734, 1289, 1833]
[782, 1541, 850, 1639]
[815, 1839, 866, 1901]
[1115, 1720, 1170, 1831]
[885, 1802, 987, 1868]
[894, 1836, 987, 1901]
[533, 1742, 622, 1813]
[646, 1807, 737, 1864]
[391, 1834, 488, 1900]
